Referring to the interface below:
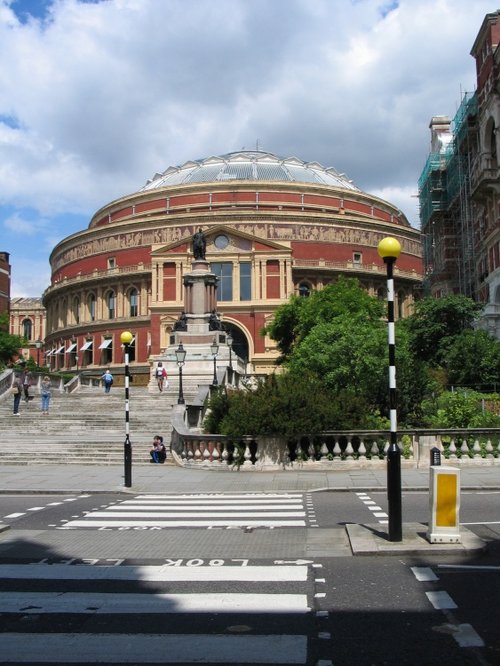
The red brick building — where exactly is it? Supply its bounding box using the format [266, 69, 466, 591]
[42, 151, 423, 377]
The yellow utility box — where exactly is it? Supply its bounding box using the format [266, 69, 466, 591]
[427, 466, 461, 544]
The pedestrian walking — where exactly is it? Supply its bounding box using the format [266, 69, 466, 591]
[101, 369, 113, 393]
[155, 362, 168, 392]
[11, 375, 23, 416]
[40, 375, 52, 415]
[21, 368, 33, 402]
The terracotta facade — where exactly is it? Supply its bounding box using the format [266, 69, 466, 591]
[42, 152, 423, 375]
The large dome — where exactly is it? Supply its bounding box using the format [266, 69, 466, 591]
[140, 150, 360, 192]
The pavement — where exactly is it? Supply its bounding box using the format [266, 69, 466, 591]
[0, 462, 497, 556]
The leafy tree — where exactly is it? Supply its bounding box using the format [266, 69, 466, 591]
[403, 294, 482, 365]
[261, 276, 433, 427]
[261, 294, 304, 363]
[286, 316, 430, 426]
[0, 313, 25, 368]
[286, 318, 387, 399]
[263, 277, 384, 363]
[441, 329, 500, 391]
[202, 386, 231, 434]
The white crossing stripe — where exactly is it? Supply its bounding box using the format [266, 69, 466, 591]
[0, 562, 311, 664]
[0, 564, 308, 582]
[1, 633, 307, 664]
[64, 519, 307, 528]
[411, 567, 439, 582]
[426, 590, 457, 609]
[136, 494, 303, 499]
[453, 624, 485, 648]
[0, 591, 308, 614]
[87, 511, 306, 518]
[62, 492, 307, 529]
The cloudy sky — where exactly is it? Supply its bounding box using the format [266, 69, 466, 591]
[0, 0, 495, 296]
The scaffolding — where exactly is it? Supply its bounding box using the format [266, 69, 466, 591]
[418, 93, 478, 297]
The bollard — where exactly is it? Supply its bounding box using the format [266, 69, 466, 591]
[430, 446, 441, 466]
[427, 466, 461, 544]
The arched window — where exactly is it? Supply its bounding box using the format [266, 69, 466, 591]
[298, 282, 311, 297]
[107, 290, 115, 319]
[88, 293, 96, 322]
[129, 288, 138, 317]
[73, 297, 80, 325]
[22, 318, 32, 340]
[377, 286, 386, 300]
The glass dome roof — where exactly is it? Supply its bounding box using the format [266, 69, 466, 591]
[140, 151, 360, 192]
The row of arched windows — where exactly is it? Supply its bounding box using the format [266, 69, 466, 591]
[58, 287, 140, 327]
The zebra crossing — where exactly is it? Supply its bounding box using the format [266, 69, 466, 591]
[0, 561, 318, 664]
[59, 493, 309, 530]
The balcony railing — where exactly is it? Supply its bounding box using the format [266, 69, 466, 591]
[43, 264, 152, 297]
[292, 258, 422, 281]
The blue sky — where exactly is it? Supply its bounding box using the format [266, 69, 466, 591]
[0, 0, 495, 296]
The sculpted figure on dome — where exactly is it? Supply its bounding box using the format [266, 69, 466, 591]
[192, 228, 206, 260]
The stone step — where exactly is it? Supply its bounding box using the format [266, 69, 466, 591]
[0, 386, 178, 465]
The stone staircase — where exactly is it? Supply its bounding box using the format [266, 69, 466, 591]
[0, 384, 181, 465]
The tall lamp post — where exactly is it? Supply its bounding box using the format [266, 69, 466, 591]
[175, 342, 186, 404]
[227, 333, 233, 370]
[120, 330, 133, 488]
[378, 237, 402, 542]
[35, 340, 42, 368]
[210, 338, 219, 386]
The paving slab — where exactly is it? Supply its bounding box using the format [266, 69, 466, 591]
[346, 522, 487, 556]
[0, 463, 499, 495]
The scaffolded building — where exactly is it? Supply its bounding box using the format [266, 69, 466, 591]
[419, 11, 500, 339]
[418, 94, 479, 299]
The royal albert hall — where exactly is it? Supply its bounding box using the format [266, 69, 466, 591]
[42, 150, 423, 378]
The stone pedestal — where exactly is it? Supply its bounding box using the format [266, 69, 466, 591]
[149, 259, 231, 393]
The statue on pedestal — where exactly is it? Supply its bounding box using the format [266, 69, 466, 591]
[208, 309, 222, 331]
[193, 228, 206, 260]
[173, 311, 188, 331]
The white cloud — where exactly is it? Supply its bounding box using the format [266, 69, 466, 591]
[0, 0, 496, 294]
[4, 211, 43, 234]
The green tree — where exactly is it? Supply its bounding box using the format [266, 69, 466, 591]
[403, 294, 482, 365]
[0, 313, 25, 368]
[441, 329, 500, 391]
[263, 277, 384, 363]
[261, 294, 304, 363]
[286, 318, 387, 399]
[262, 276, 433, 427]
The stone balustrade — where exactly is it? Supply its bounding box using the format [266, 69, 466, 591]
[170, 427, 500, 470]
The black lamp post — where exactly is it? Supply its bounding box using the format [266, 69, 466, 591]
[175, 342, 186, 404]
[378, 237, 402, 542]
[227, 333, 233, 370]
[120, 330, 133, 488]
[210, 338, 219, 386]
[35, 340, 42, 368]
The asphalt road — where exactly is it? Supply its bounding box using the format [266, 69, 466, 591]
[0, 490, 498, 665]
